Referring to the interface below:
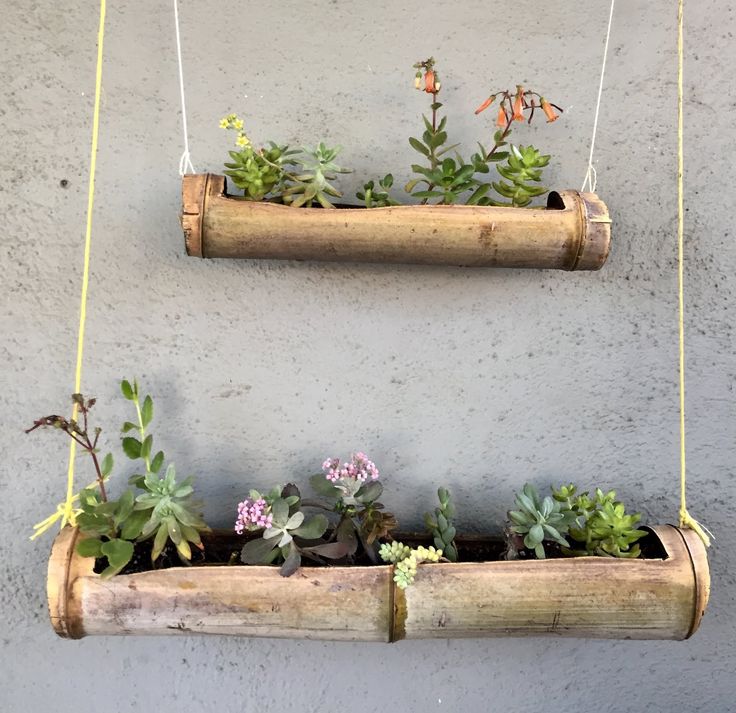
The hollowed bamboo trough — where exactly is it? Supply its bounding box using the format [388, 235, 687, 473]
[48, 525, 708, 641]
[181, 174, 611, 270]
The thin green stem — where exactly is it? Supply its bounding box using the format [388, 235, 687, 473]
[133, 394, 152, 474]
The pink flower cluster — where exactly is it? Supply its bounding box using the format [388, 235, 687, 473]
[322, 452, 379, 484]
[234, 497, 273, 534]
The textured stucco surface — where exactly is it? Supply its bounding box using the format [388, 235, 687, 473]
[1, 0, 734, 710]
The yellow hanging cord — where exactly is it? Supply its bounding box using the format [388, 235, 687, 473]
[31, 0, 107, 538]
[677, 0, 710, 547]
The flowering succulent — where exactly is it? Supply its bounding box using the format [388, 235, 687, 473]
[309, 452, 396, 562]
[220, 113, 297, 201]
[380, 542, 443, 589]
[424, 486, 458, 562]
[238, 484, 340, 576]
[507, 483, 576, 559]
[404, 60, 561, 207]
[321, 452, 380, 501]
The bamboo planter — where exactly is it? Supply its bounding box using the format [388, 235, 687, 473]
[48, 525, 708, 641]
[181, 174, 611, 270]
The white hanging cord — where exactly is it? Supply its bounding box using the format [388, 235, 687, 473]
[581, 0, 616, 193]
[174, 0, 195, 175]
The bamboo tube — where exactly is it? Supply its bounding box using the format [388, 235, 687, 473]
[48, 525, 707, 641]
[181, 174, 611, 270]
[398, 526, 710, 640]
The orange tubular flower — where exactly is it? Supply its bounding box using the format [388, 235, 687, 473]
[474, 95, 495, 115]
[512, 86, 525, 121]
[424, 69, 436, 93]
[496, 106, 509, 128]
[541, 98, 559, 123]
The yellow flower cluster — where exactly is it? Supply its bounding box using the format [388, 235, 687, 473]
[219, 113, 251, 149]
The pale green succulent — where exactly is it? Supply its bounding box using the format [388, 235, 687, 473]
[282, 143, 351, 208]
[508, 483, 576, 559]
[424, 486, 458, 562]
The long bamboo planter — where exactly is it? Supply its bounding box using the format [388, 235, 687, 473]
[48, 525, 708, 641]
[181, 174, 611, 270]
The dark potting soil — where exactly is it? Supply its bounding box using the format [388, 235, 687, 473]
[94, 528, 667, 576]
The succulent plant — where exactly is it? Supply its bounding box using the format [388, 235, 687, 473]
[508, 483, 576, 559]
[224, 142, 295, 201]
[282, 143, 351, 208]
[239, 486, 338, 576]
[567, 496, 647, 558]
[27, 381, 210, 575]
[131, 464, 209, 562]
[121, 380, 209, 564]
[424, 486, 458, 562]
[378, 540, 411, 564]
[356, 174, 400, 208]
[482, 144, 550, 207]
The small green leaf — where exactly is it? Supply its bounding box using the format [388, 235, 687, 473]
[114, 490, 135, 526]
[280, 542, 301, 577]
[335, 517, 359, 555]
[100, 453, 114, 477]
[141, 434, 153, 460]
[241, 536, 279, 564]
[302, 542, 351, 559]
[141, 395, 153, 428]
[309, 473, 339, 498]
[355, 481, 383, 504]
[150, 451, 165, 474]
[292, 514, 329, 540]
[122, 437, 142, 460]
[120, 380, 135, 400]
[409, 137, 430, 157]
[285, 511, 305, 530]
[119, 508, 149, 540]
[100, 538, 134, 571]
[152, 523, 169, 561]
[121, 421, 138, 433]
[76, 538, 104, 558]
[271, 498, 289, 524]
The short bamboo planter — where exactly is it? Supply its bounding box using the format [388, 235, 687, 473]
[48, 525, 708, 641]
[181, 174, 611, 270]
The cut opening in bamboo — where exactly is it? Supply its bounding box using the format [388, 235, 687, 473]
[48, 525, 708, 641]
[181, 174, 611, 270]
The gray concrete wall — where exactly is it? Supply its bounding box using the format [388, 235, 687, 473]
[2, 0, 733, 710]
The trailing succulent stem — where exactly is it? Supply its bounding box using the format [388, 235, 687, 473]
[379, 542, 443, 589]
[424, 486, 458, 562]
